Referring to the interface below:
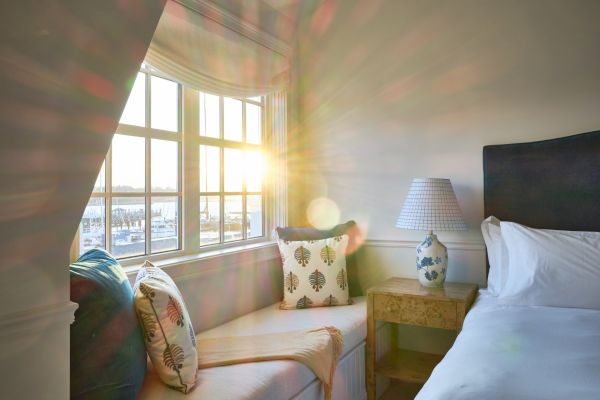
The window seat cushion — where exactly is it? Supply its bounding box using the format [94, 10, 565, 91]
[137, 296, 367, 400]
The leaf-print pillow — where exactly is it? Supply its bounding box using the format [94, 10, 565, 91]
[133, 261, 197, 393]
[277, 235, 352, 309]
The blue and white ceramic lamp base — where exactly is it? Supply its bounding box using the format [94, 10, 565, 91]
[416, 232, 448, 287]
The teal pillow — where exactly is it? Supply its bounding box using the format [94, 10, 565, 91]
[70, 249, 146, 400]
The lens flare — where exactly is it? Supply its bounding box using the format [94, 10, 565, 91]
[307, 197, 340, 230]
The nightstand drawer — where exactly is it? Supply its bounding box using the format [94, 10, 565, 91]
[373, 294, 457, 330]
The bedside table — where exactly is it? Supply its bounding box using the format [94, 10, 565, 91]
[366, 277, 478, 400]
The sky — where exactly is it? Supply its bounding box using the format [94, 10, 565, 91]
[95, 72, 265, 193]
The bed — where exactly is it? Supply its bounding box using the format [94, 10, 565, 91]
[415, 130, 600, 400]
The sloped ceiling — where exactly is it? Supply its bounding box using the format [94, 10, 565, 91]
[0, 0, 166, 315]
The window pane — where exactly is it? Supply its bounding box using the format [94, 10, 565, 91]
[246, 103, 261, 144]
[93, 161, 105, 192]
[151, 75, 178, 132]
[151, 139, 178, 192]
[79, 197, 105, 255]
[199, 93, 220, 138]
[245, 150, 264, 192]
[199, 145, 220, 192]
[247, 96, 262, 103]
[112, 134, 145, 192]
[120, 72, 145, 127]
[223, 97, 242, 141]
[247, 195, 263, 238]
[224, 148, 243, 192]
[224, 195, 243, 242]
[111, 197, 145, 258]
[151, 196, 179, 253]
[200, 196, 220, 246]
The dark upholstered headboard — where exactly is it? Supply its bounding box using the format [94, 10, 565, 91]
[484, 130, 600, 229]
[483, 130, 600, 272]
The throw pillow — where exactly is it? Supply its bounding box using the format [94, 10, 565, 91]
[133, 261, 198, 393]
[277, 235, 352, 309]
[276, 220, 363, 296]
[480, 216, 509, 295]
[498, 222, 600, 309]
[70, 249, 147, 400]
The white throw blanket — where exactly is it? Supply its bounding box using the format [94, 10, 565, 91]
[196, 326, 343, 400]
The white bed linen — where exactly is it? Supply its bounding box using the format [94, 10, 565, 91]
[416, 291, 600, 400]
[499, 222, 600, 309]
[138, 297, 366, 400]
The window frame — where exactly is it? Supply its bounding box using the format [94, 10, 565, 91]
[195, 94, 266, 247]
[74, 65, 280, 266]
[87, 65, 184, 260]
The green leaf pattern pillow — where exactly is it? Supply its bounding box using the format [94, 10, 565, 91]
[133, 261, 197, 393]
[278, 235, 352, 309]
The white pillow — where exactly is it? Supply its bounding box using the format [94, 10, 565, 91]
[499, 222, 600, 309]
[481, 216, 509, 295]
[277, 235, 352, 309]
[133, 261, 198, 393]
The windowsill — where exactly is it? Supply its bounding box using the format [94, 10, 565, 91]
[122, 240, 280, 281]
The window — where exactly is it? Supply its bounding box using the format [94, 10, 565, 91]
[78, 65, 273, 262]
[80, 67, 182, 259]
[198, 94, 265, 246]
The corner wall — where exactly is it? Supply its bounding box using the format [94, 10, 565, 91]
[0, 1, 165, 397]
[292, 0, 600, 290]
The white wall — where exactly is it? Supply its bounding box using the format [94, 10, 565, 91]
[125, 245, 284, 334]
[293, 0, 600, 291]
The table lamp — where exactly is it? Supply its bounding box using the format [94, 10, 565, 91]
[396, 178, 466, 287]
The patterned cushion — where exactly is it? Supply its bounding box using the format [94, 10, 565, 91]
[70, 249, 147, 400]
[133, 261, 197, 393]
[277, 235, 352, 309]
[276, 221, 362, 296]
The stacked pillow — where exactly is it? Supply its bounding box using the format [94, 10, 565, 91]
[480, 216, 509, 295]
[277, 235, 352, 309]
[70, 249, 147, 400]
[133, 261, 198, 393]
[276, 220, 362, 297]
[481, 217, 600, 309]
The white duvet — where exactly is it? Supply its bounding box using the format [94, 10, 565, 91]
[416, 291, 600, 400]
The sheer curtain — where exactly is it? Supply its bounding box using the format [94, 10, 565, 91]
[145, 0, 290, 97]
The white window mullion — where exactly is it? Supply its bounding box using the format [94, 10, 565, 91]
[242, 99, 247, 143]
[105, 146, 113, 253]
[145, 137, 151, 256]
[183, 87, 200, 254]
[177, 140, 183, 253]
[144, 70, 152, 256]
[241, 100, 247, 239]
[219, 96, 225, 244]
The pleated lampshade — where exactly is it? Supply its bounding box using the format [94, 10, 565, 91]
[396, 178, 466, 231]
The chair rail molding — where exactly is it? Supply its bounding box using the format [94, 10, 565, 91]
[0, 301, 78, 340]
[364, 239, 485, 252]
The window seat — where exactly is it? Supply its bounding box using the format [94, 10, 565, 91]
[137, 296, 369, 400]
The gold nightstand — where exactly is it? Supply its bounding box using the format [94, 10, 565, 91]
[366, 277, 478, 400]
